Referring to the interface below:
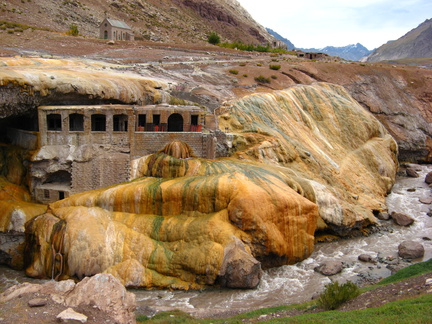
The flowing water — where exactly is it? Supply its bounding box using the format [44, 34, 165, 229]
[1, 165, 431, 317]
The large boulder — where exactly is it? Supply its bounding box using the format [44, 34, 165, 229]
[425, 171, 432, 184]
[398, 241, 425, 259]
[0, 274, 136, 324]
[391, 212, 415, 226]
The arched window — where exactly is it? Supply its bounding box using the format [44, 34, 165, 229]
[69, 113, 84, 131]
[113, 114, 128, 132]
[91, 114, 106, 131]
[167, 113, 183, 132]
[47, 114, 62, 131]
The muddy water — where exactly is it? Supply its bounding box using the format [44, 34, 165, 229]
[0, 165, 431, 317]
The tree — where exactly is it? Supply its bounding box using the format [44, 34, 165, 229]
[208, 32, 220, 45]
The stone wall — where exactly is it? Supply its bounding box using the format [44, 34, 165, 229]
[131, 132, 215, 159]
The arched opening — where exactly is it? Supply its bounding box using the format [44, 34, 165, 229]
[104, 30, 108, 39]
[168, 113, 183, 132]
[69, 113, 84, 131]
[91, 114, 106, 131]
[113, 114, 128, 132]
[47, 114, 62, 131]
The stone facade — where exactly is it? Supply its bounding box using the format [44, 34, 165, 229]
[99, 18, 134, 41]
[31, 104, 215, 203]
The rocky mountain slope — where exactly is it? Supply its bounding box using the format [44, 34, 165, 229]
[366, 18, 432, 62]
[1, 0, 276, 45]
[300, 43, 372, 61]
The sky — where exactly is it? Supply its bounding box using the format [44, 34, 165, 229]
[236, 0, 432, 50]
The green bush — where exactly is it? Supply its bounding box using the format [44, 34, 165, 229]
[269, 64, 281, 70]
[317, 281, 360, 310]
[254, 75, 271, 84]
[229, 69, 239, 75]
[67, 24, 79, 36]
[207, 32, 220, 45]
[271, 75, 278, 79]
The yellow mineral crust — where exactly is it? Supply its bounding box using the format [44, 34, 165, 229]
[0, 57, 165, 104]
[25, 159, 318, 288]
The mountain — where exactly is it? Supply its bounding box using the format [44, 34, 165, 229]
[366, 18, 432, 62]
[300, 43, 372, 61]
[1, 0, 277, 45]
[266, 28, 295, 50]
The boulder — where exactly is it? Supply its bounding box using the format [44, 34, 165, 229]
[57, 308, 87, 324]
[358, 254, 375, 263]
[376, 212, 390, 220]
[419, 197, 432, 205]
[0, 274, 136, 324]
[390, 212, 415, 226]
[398, 241, 425, 259]
[314, 261, 343, 276]
[57, 308, 88, 323]
[425, 171, 432, 184]
[406, 168, 419, 178]
[217, 237, 262, 288]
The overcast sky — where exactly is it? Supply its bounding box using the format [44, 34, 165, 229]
[236, 0, 432, 50]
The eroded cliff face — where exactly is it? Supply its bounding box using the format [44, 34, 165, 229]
[218, 83, 398, 231]
[0, 57, 167, 118]
[22, 83, 398, 289]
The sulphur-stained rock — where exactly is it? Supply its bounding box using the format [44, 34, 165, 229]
[25, 161, 318, 288]
[0, 57, 167, 118]
[218, 83, 398, 234]
[22, 82, 399, 289]
[390, 212, 415, 226]
[398, 241, 425, 259]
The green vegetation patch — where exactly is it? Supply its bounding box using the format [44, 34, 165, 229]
[254, 75, 271, 84]
[378, 258, 432, 285]
[266, 293, 432, 323]
[317, 281, 360, 310]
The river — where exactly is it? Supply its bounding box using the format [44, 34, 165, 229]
[1, 165, 431, 317]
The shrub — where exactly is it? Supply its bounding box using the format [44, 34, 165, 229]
[207, 32, 220, 45]
[229, 69, 239, 75]
[254, 75, 271, 84]
[243, 74, 248, 77]
[317, 281, 360, 310]
[271, 75, 277, 79]
[67, 24, 79, 36]
[269, 64, 281, 70]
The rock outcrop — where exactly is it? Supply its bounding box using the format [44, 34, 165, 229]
[0, 274, 136, 324]
[22, 83, 398, 289]
[0, 57, 166, 119]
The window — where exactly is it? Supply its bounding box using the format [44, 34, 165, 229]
[69, 113, 84, 131]
[191, 115, 199, 126]
[47, 114, 62, 131]
[44, 189, 50, 199]
[113, 114, 128, 132]
[137, 114, 146, 131]
[91, 114, 106, 131]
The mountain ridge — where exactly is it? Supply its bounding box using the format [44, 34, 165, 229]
[366, 18, 432, 62]
[1, 0, 277, 45]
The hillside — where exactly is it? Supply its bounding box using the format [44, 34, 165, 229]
[366, 18, 432, 62]
[1, 0, 276, 45]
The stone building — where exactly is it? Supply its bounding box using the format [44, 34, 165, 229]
[99, 18, 134, 41]
[9, 104, 215, 204]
